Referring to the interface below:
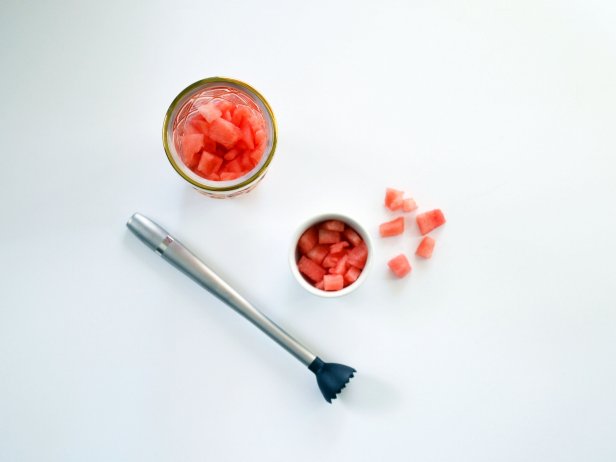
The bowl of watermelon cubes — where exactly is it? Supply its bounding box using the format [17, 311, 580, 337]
[290, 214, 373, 297]
[163, 77, 277, 198]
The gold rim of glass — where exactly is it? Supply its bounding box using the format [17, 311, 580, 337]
[162, 76, 278, 192]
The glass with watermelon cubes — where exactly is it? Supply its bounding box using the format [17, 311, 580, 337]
[163, 77, 277, 197]
[289, 213, 373, 297]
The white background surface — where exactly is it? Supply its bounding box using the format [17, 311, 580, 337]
[1, 1, 615, 461]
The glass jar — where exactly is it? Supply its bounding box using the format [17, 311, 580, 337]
[162, 77, 278, 198]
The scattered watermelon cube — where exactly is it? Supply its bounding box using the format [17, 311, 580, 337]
[416, 236, 435, 258]
[416, 209, 446, 235]
[318, 229, 341, 244]
[298, 226, 318, 254]
[298, 256, 326, 283]
[388, 254, 411, 278]
[402, 198, 418, 212]
[323, 274, 344, 291]
[322, 220, 345, 232]
[385, 188, 404, 211]
[379, 216, 405, 237]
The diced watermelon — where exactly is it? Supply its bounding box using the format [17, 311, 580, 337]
[298, 226, 318, 254]
[222, 110, 233, 122]
[344, 228, 363, 247]
[181, 134, 204, 168]
[344, 266, 361, 286]
[297, 256, 326, 283]
[220, 171, 241, 181]
[323, 274, 344, 291]
[214, 99, 233, 112]
[322, 220, 345, 232]
[239, 152, 256, 171]
[306, 244, 329, 265]
[197, 151, 223, 177]
[184, 115, 209, 135]
[208, 118, 240, 148]
[249, 141, 266, 164]
[198, 102, 222, 123]
[319, 229, 341, 244]
[402, 198, 418, 212]
[388, 254, 411, 278]
[240, 120, 255, 150]
[379, 216, 405, 237]
[315, 280, 325, 290]
[254, 129, 266, 145]
[322, 253, 339, 269]
[385, 188, 404, 211]
[347, 243, 368, 269]
[232, 105, 253, 126]
[329, 241, 349, 255]
[416, 236, 435, 258]
[416, 209, 446, 235]
[203, 135, 217, 153]
[329, 255, 348, 275]
[224, 148, 239, 161]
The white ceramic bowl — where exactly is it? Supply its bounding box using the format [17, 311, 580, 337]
[289, 213, 373, 298]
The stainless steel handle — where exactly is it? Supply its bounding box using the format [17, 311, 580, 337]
[127, 213, 317, 366]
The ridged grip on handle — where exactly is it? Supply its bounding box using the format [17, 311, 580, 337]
[126, 213, 317, 366]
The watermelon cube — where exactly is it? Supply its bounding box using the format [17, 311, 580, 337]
[224, 148, 239, 161]
[385, 188, 404, 211]
[220, 171, 241, 181]
[315, 280, 325, 290]
[318, 229, 341, 244]
[222, 110, 233, 122]
[388, 254, 411, 278]
[416, 209, 446, 235]
[322, 253, 339, 269]
[329, 241, 350, 255]
[298, 226, 318, 254]
[323, 274, 344, 291]
[306, 244, 329, 265]
[344, 227, 363, 247]
[208, 118, 240, 148]
[224, 159, 242, 173]
[329, 255, 348, 276]
[203, 135, 217, 153]
[197, 151, 223, 177]
[298, 256, 326, 283]
[322, 220, 345, 232]
[184, 115, 209, 136]
[232, 105, 252, 126]
[197, 102, 222, 123]
[254, 129, 266, 145]
[379, 216, 405, 237]
[181, 134, 204, 168]
[347, 243, 368, 269]
[402, 198, 418, 212]
[240, 120, 255, 150]
[344, 266, 361, 286]
[416, 236, 435, 258]
[214, 99, 233, 112]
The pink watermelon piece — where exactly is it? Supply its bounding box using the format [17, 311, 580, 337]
[208, 118, 240, 148]
[197, 151, 223, 177]
[329, 241, 350, 255]
[322, 253, 339, 269]
[416, 209, 446, 235]
[344, 228, 363, 247]
[379, 216, 405, 237]
[203, 135, 217, 153]
[297, 256, 326, 283]
[315, 280, 325, 290]
[347, 243, 368, 269]
[184, 115, 209, 136]
[402, 198, 418, 212]
[329, 255, 348, 276]
[416, 236, 435, 258]
[306, 244, 329, 265]
[322, 220, 345, 232]
[181, 134, 204, 168]
[215, 99, 233, 112]
[222, 110, 233, 122]
[232, 105, 253, 126]
[254, 129, 266, 145]
[220, 171, 241, 181]
[385, 188, 404, 211]
[224, 148, 239, 161]
[344, 266, 361, 286]
[318, 229, 341, 244]
[298, 226, 318, 254]
[323, 274, 344, 291]
[388, 254, 411, 278]
[198, 103, 222, 123]
[240, 120, 255, 150]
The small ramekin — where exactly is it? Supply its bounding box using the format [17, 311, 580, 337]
[289, 213, 373, 298]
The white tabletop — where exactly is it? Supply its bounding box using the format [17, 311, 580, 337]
[1, 1, 615, 461]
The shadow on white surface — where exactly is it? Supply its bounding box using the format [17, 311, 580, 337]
[338, 373, 401, 413]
